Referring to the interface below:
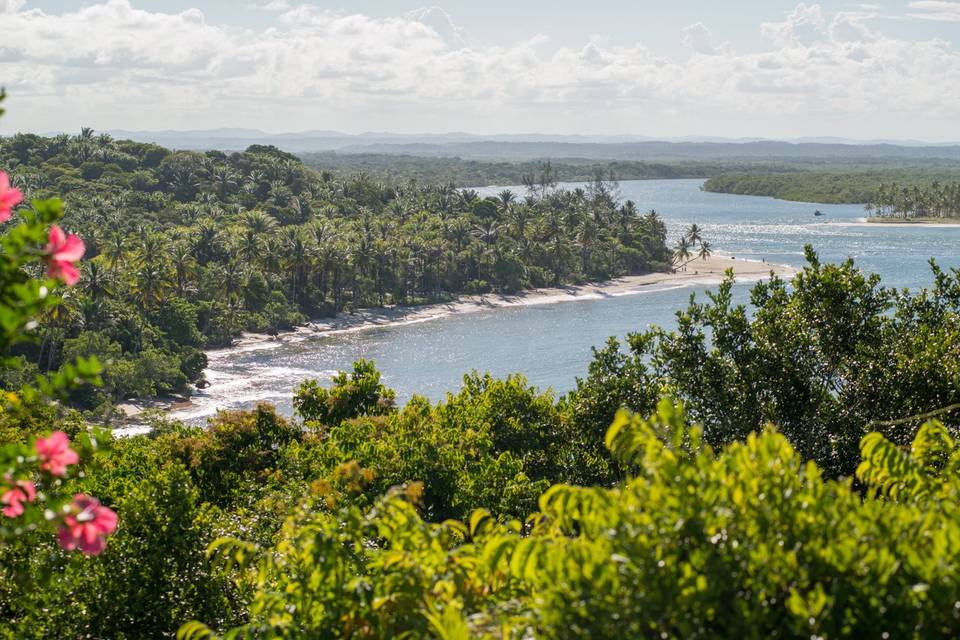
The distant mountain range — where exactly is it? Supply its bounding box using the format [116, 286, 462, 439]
[98, 128, 960, 162]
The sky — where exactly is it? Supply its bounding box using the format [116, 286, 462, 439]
[1, 0, 959, 140]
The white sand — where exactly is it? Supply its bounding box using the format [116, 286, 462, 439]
[225, 256, 793, 351]
[113, 256, 791, 431]
[827, 218, 960, 228]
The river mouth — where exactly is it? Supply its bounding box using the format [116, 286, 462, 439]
[167, 178, 960, 424]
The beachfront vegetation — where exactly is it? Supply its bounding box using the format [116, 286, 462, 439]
[703, 167, 960, 204]
[671, 223, 712, 270]
[0, 131, 672, 411]
[866, 181, 960, 220]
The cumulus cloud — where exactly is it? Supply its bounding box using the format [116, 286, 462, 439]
[0, 1, 958, 139]
[405, 6, 470, 49]
[0, 0, 25, 13]
[681, 23, 717, 55]
[907, 1, 960, 21]
[256, 0, 290, 10]
[761, 3, 827, 47]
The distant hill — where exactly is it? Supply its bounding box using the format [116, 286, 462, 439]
[330, 141, 960, 162]
[99, 129, 960, 162]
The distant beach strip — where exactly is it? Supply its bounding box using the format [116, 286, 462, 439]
[220, 255, 794, 353]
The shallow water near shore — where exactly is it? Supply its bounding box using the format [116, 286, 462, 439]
[172, 179, 960, 423]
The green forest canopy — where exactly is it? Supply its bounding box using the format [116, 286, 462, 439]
[703, 165, 960, 204]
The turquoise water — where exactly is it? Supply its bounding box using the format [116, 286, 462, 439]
[174, 179, 960, 422]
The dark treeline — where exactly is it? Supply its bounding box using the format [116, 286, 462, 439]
[867, 181, 960, 219]
[299, 152, 775, 187]
[0, 130, 671, 409]
[703, 165, 960, 204]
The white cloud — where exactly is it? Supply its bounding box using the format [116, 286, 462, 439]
[761, 3, 828, 47]
[0, 0, 25, 13]
[907, 1, 960, 21]
[0, 1, 958, 139]
[256, 0, 290, 10]
[405, 6, 470, 49]
[682, 23, 717, 55]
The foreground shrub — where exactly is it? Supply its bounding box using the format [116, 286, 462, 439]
[286, 371, 573, 522]
[294, 359, 396, 428]
[181, 401, 960, 639]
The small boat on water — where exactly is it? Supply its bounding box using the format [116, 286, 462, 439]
[813, 210, 825, 217]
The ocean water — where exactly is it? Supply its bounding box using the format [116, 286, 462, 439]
[173, 179, 960, 422]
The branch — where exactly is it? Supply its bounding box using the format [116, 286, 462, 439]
[867, 403, 960, 429]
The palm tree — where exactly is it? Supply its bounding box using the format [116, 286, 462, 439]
[547, 235, 571, 285]
[283, 230, 311, 303]
[69, 127, 96, 163]
[81, 262, 114, 301]
[685, 223, 703, 246]
[576, 218, 599, 275]
[447, 218, 471, 252]
[472, 219, 501, 245]
[220, 259, 246, 302]
[673, 238, 692, 267]
[104, 233, 127, 272]
[269, 181, 293, 207]
[507, 206, 533, 257]
[170, 243, 194, 295]
[460, 189, 479, 207]
[697, 240, 713, 262]
[169, 167, 201, 202]
[238, 228, 262, 267]
[314, 241, 339, 298]
[191, 221, 222, 265]
[243, 210, 278, 235]
[136, 262, 168, 308]
[496, 190, 516, 217]
[617, 200, 638, 236]
[211, 166, 240, 199]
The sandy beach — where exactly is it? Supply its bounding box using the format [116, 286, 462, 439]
[827, 218, 960, 228]
[226, 255, 793, 351]
[111, 255, 792, 433]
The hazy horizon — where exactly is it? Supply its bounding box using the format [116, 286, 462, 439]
[2, 1, 960, 141]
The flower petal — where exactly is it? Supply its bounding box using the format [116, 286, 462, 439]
[55, 235, 86, 262]
[47, 225, 66, 252]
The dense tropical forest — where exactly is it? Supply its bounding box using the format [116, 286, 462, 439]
[703, 166, 960, 204]
[0, 130, 673, 411]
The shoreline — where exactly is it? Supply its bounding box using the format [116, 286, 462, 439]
[220, 255, 793, 353]
[865, 216, 960, 226]
[109, 255, 792, 434]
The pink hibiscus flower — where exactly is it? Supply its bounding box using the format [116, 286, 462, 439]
[57, 494, 118, 556]
[44, 225, 85, 286]
[35, 431, 79, 477]
[0, 171, 22, 222]
[1, 480, 36, 518]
